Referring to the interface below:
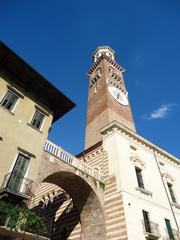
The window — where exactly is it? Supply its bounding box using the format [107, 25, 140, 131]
[167, 183, 176, 203]
[30, 110, 45, 129]
[142, 210, 151, 233]
[95, 67, 101, 78]
[7, 153, 30, 192]
[135, 167, 144, 189]
[1, 90, 18, 111]
[165, 219, 175, 240]
[94, 83, 99, 94]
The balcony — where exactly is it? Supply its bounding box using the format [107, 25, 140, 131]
[0, 172, 33, 203]
[142, 220, 161, 239]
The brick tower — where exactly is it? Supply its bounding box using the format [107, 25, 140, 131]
[85, 46, 136, 149]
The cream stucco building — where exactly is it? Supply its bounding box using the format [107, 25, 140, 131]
[0, 42, 75, 206]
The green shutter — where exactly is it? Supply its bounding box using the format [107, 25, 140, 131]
[165, 219, 175, 240]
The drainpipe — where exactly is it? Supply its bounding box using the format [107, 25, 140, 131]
[153, 149, 180, 239]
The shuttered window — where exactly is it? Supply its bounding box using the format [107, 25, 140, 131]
[165, 219, 175, 240]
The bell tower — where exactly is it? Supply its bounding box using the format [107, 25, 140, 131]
[85, 46, 136, 149]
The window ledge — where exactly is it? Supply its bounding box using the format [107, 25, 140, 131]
[0, 105, 15, 115]
[171, 202, 180, 209]
[27, 123, 43, 134]
[144, 232, 159, 239]
[135, 187, 152, 196]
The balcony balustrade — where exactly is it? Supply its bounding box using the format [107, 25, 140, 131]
[142, 220, 161, 239]
[0, 172, 33, 198]
[44, 140, 104, 182]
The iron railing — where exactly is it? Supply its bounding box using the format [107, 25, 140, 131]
[1, 172, 33, 197]
[142, 220, 161, 239]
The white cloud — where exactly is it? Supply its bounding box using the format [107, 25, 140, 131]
[143, 104, 177, 120]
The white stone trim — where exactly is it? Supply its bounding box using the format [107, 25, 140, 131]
[162, 173, 174, 184]
[100, 120, 180, 166]
[130, 155, 145, 169]
[135, 187, 153, 196]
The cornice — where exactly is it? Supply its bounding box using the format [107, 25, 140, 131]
[76, 140, 102, 158]
[87, 55, 125, 75]
[100, 120, 180, 165]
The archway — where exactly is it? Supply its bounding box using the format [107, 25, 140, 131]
[31, 171, 106, 240]
[43, 171, 105, 240]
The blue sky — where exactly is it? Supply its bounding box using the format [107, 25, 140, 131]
[0, 0, 179, 158]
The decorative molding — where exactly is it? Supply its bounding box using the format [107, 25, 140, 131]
[93, 166, 102, 174]
[100, 120, 180, 166]
[161, 173, 174, 183]
[130, 145, 137, 151]
[130, 155, 145, 169]
[7, 85, 24, 98]
[93, 46, 116, 57]
[135, 187, 153, 196]
[88, 54, 124, 75]
[171, 202, 180, 209]
[35, 105, 49, 116]
[76, 141, 102, 158]
[159, 160, 165, 166]
[84, 148, 103, 161]
[17, 147, 36, 158]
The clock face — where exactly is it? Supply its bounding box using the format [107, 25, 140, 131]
[108, 86, 129, 106]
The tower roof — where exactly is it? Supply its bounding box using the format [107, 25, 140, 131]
[93, 46, 116, 63]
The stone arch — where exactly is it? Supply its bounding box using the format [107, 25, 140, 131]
[32, 153, 106, 240]
[42, 171, 106, 240]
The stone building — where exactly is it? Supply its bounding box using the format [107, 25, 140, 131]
[0, 43, 180, 240]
